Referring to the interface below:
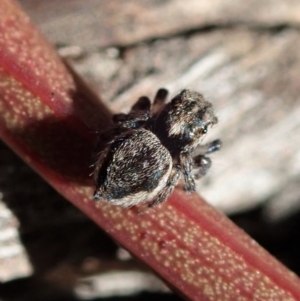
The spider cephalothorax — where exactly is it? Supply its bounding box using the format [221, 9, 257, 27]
[93, 89, 221, 208]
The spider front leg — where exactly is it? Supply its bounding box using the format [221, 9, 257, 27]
[193, 139, 222, 157]
[193, 139, 222, 179]
[147, 165, 181, 208]
[193, 155, 212, 179]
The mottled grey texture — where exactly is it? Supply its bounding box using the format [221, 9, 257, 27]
[94, 128, 172, 207]
[94, 89, 221, 208]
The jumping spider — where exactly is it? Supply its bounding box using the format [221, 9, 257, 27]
[93, 89, 221, 208]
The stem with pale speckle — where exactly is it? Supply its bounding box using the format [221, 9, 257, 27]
[0, 1, 300, 300]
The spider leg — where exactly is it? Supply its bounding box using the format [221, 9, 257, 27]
[112, 113, 128, 124]
[131, 96, 151, 112]
[193, 155, 211, 179]
[179, 152, 196, 192]
[193, 139, 222, 157]
[112, 96, 151, 128]
[192, 139, 222, 179]
[147, 165, 181, 207]
[152, 88, 168, 114]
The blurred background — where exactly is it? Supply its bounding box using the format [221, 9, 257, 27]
[1, 0, 300, 300]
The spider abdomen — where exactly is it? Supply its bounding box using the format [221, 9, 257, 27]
[94, 128, 172, 207]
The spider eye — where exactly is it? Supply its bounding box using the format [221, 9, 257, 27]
[193, 125, 207, 137]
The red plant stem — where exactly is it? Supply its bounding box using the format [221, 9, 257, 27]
[0, 1, 300, 300]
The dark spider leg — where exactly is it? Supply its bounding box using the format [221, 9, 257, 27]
[152, 88, 168, 114]
[179, 152, 196, 192]
[148, 165, 181, 207]
[131, 96, 151, 112]
[192, 139, 222, 179]
[112, 97, 151, 129]
[193, 139, 222, 157]
[112, 112, 147, 126]
[193, 156, 212, 179]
